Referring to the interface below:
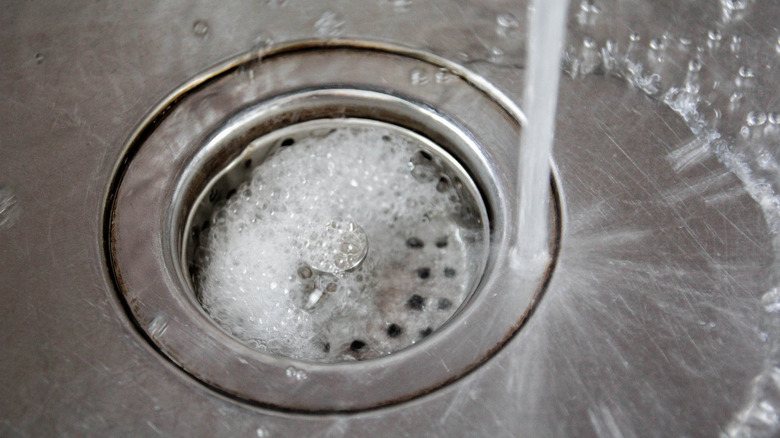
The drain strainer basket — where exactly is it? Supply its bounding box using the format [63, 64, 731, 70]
[185, 117, 489, 363]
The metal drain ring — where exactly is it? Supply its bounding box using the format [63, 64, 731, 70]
[105, 40, 561, 412]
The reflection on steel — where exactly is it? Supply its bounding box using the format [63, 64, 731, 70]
[0, 187, 19, 230]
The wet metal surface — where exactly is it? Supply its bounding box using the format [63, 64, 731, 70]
[1, 0, 778, 436]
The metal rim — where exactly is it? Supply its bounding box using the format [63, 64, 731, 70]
[105, 39, 561, 412]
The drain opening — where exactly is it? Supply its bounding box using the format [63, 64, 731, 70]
[184, 119, 488, 363]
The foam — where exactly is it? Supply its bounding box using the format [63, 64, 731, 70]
[194, 124, 485, 362]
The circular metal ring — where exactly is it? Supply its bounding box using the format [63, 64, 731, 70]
[105, 40, 561, 412]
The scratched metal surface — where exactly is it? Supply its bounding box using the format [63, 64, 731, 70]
[1, 0, 778, 437]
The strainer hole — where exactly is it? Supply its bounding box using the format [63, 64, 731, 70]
[407, 294, 425, 310]
[387, 323, 403, 338]
[406, 236, 424, 249]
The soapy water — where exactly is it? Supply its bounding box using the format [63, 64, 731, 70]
[191, 123, 487, 362]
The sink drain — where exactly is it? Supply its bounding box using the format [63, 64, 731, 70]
[105, 40, 560, 411]
[185, 118, 488, 362]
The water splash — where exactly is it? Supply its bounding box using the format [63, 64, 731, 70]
[192, 20, 209, 38]
[557, 2, 779, 434]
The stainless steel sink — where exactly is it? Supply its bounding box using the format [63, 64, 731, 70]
[1, 0, 778, 436]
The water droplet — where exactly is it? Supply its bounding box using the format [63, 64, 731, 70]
[738, 65, 755, 78]
[746, 111, 767, 126]
[768, 112, 780, 125]
[708, 29, 723, 41]
[688, 59, 702, 72]
[649, 38, 664, 51]
[496, 13, 520, 38]
[314, 11, 344, 37]
[35, 53, 44, 64]
[409, 68, 429, 85]
[707, 29, 722, 49]
[256, 428, 269, 438]
[678, 36, 692, 46]
[252, 32, 274, 53]
[576, 0, 600, 26]
[285, 366, 308, 380]
[776, 36, 780, 54]
[579, 37, 600, 74]
[722, 0, 748, 16]
[192, 20, 209, 38]
[730, 35, 742, 53]
[727, 92, 745, 114]
[390, 0, 412, 13]
[629, 32, 641, 43]
[488, 46, 505, 62]
[762, 288, 780, 313]
[735, 65, 756, 87]
[434, 68, 453, 84]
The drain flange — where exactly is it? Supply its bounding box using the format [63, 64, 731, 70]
[106, 40, 559, 412]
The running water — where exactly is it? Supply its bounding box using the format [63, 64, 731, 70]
[512, 0, 570, 263]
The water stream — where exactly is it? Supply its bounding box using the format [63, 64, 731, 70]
[513, 0, 570, 262]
